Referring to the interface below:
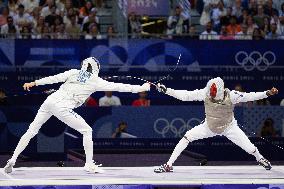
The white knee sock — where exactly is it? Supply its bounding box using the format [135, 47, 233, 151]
[167, 137, 190, 166]
[83, 133, 93, 164]
[251, 147, 263, 161]
[11, 130, 36, 162]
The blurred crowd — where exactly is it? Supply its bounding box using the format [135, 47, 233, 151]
[128, 0, 284, 40]
[198, 0, 284, 40]
[1, 0, 284, 40]
[0, 0, 116, 39]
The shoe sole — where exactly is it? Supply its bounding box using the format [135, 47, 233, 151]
[4, 167, 12, 174]
[154, 170, 173, 173]
[265, 166, 272, 170]
[84, 168, 104, 173]
[258, 163, 272, 170]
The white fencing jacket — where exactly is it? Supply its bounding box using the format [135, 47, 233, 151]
[35, 69, 149, 108]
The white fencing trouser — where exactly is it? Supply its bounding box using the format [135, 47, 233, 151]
[11, 95, 93, 164]
[167, 119, 263, 166]
[222, 120, 263, 161]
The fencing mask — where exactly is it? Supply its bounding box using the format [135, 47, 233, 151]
[206, 77, 225, 101]
[81, 57, 100, 76]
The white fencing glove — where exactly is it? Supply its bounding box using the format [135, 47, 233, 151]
[157, 83, 167, 93]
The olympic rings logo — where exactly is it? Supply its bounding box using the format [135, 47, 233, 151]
[235, 51, 276, 71]
[153, 118, 201, 138]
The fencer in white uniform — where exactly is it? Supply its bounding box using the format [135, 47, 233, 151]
[4, 57, 150, 174]
[154, 77, 278, 173]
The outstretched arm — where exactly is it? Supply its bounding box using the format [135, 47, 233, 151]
[96, 78, 150, 93]
[230, 87, 278, 104]
[23, 70, 77, 91]
[166, 88, 206, 101]
[157, 84, 206, 101]
[34, 70, 77, 86]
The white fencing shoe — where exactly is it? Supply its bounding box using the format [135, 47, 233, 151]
[84, 161, 104, 173]
[4, 159, 15, 174]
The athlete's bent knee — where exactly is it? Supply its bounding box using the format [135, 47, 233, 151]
[82, 127, 92, 139]
[184, 130, 194, 142]
[183, 135, 190, 142]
